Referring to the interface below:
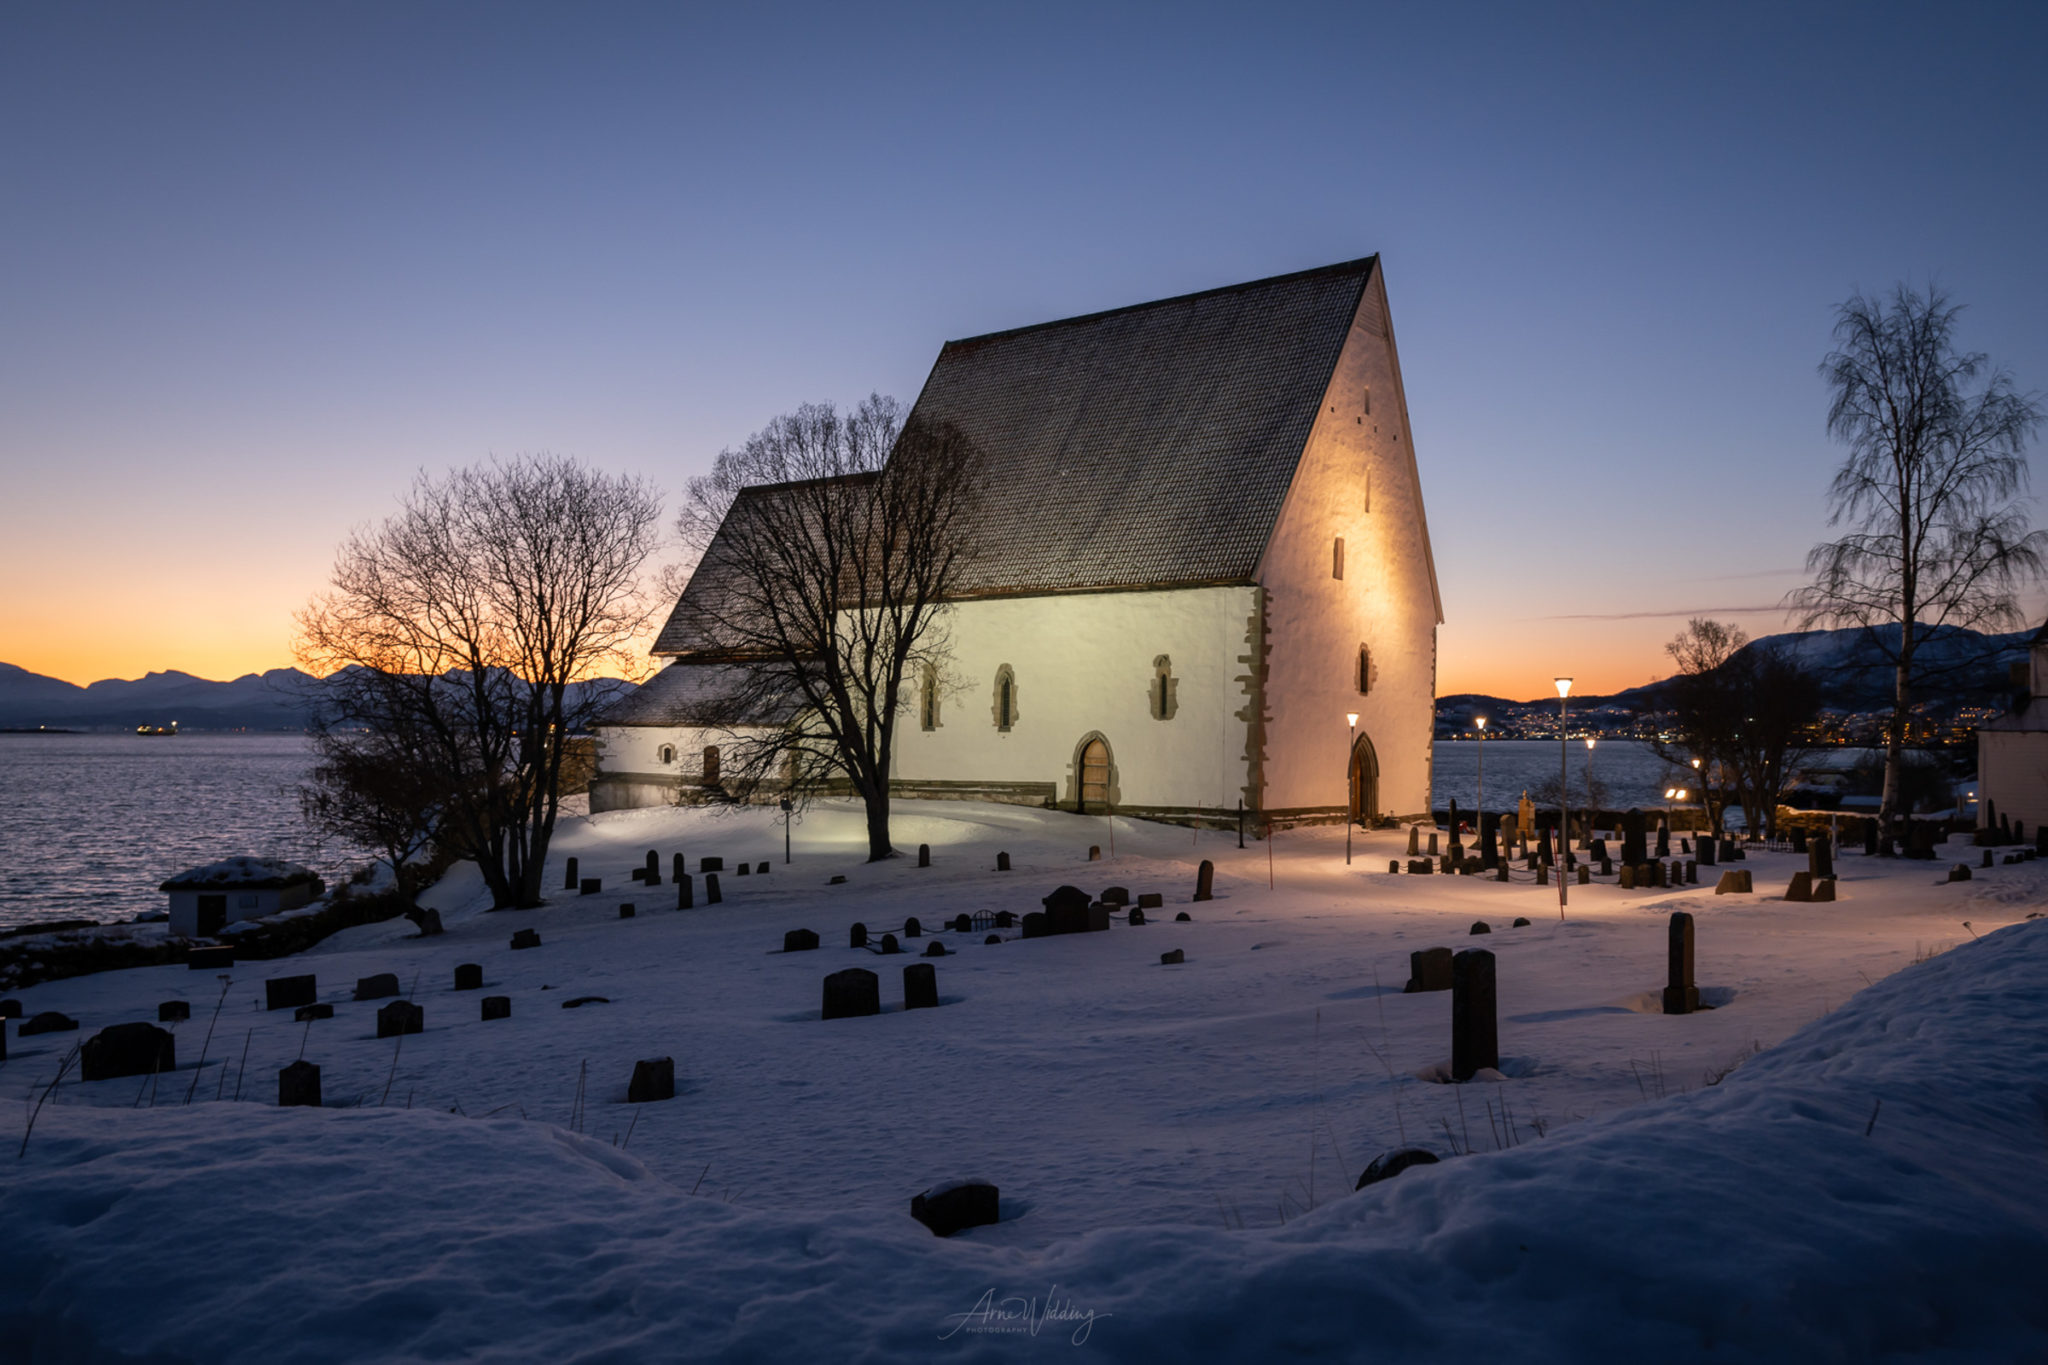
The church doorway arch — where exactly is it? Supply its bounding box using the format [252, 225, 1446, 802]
[1074, 734, 1116, 813]
[1349, 732, 1380, 826]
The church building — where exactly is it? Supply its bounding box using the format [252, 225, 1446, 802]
[592, 256, 1442, 827]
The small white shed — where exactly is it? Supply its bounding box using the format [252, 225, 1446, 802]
[159, 858, 324, 938]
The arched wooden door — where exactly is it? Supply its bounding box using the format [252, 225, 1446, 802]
[1349, 733, 1379, 826]
[1079, 738, 1111, 812]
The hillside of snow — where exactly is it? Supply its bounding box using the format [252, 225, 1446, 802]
[3, 801, 2045, 1360]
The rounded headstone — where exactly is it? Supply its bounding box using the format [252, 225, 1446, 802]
[822, 968, 881, 1020]
[1175, 911, 1191, 922]
[454, 963, 483, 991]
[481, 996, 511, 1021]
[157, 1000, 191, 1023]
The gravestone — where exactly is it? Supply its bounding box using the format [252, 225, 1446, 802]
[1451, 949, 1499, 1082]
[563, 857, 579, 892]
[21, 1012, 77, 1035]
[481, 996, 511, 1020]
[1622, 809, 1647, 867]
[511, 929, 541, 950]
[784, 928, 820, 953]
[996, 852, 1011, 871]
[904, 916, 923, 938]
[1407, 826, 1421, 857]
[294, 1003, 333, 1021]
[354, 973, 400, 1002]
[265, 975, 317, 1011]
[1138, 892, 1163, 909]
[986, 934, 1002, 945]
[1656, 824, 1670, 858]
[619, 904, 635, 919]
[1174, 911, 1192, 922]
[1354, 1148, 1439, 1190]
[1663, 911, 1699, 1015]
[1470, 921, 1491, 935]
[1428, 832, 1440, 857]
[187, 946, 234, 970]
[1513, 917, 1530, 928]
[1698, 837, 1716, 867]
[644, 851, 660, 886]
[1810, 878, 1836, 901]
[1785, 872, 1816, 902]
[952, 914, 973, 933]
[628, 1057, 675, 1103]
[1496, 862, 1511, 882]
[580, 878, 601, 895]
[1195, 859, 1217, 902]
[923, 941, 947, 958]
[850, 922, 868, 948]
[918, 844, 931, 868]
[822, 968, 880, 1020]
[1810, 830, 1833, 880]
[994, 911, 1015, 928]
[1537, 827, 1553, 867]
[1590, 837, 1607, 863]
[1536, 864, 1548, 886]
[1792, 828, 1809, 854]
[702, 857, 724, 873]
[1599, 857, 1613, 876]
[1949, 864, 1972, 882]
[454, 963, 483, 991]
[1403, 946, 1453, 993]
[630, 868, 645, 883]
[911, 1181, 999, 1237]
[1479, 812, 1499, 867]
[80, 1022, 175, 1081]
[158, 1000, 190, 1023]
[673, 853, 686, 884]
[1908, 822, 1937, 860]
[1619, 864, 1636, 890]
[1089, 846, 1101, 861]
[1720, 837, 1739, 863]
[278, 1059, 321, 1108]
[1518, 793, 1536, 836]
[880, 933, 901, 954]
[1686, 860, 1698, 884]
[829, 875, 846, 885]
[757, 862, 769, 875]
[1577, 864, 1590, 885]
[1714, 869, 1753, 895]
[1128, 907, 1146, 925]
[1020, 914, 1048, 939]
[1042, 886, 1090, 936]
[676, 873, 694, 909]
[1160, 949, 1185, 965]
[1101, 886, 1130, 906]
[1864, 824, 1879, 857]
[1391, 860, 1402, 874]
[705, 873, 722, 904]
[904, 962, 939, 1009]
[1983, 849, 1994, 869]
[405, 907, 444, 937]
[376, 1001, 424, 1038]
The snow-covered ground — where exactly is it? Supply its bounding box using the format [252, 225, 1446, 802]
[4, 800, 2045, 1360]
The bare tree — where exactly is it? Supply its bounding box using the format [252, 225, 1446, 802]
[298, 455, 663, 908]
[298, 721, 445, 905]
[1791, 285, 2045, 829]
[1651, 619, 1747, 834]
[672, 396, 984, 862]
[1653, 620, 1822, 835]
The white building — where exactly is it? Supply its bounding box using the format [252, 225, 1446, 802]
[594, 256, 1442, 828]
[1976, 624, 2048, 832]
[160, 858, 323, 938]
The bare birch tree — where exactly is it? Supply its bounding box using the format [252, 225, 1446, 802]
[1790, 285, 2045, 831]
[672, 396, 984, 862]
[298, 455, 662, 908]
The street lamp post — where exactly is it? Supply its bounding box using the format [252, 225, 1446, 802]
[1475, 716, 1487, 821]
[1555, 678, 1572, 917]
[1345, 712, 1359, 866]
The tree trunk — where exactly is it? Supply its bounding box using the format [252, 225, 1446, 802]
[863, 781, 893, 863]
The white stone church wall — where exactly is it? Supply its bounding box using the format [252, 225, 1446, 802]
[1254, 271, 1439, 821]
[892, 585, 1259, 817]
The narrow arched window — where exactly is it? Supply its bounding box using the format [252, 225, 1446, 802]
[702, 745, 721, 784]
[658, 744, 676, 765]
[1333, 536, 1345, 580]
[992, 665, 1017, 731]
[1357, 645, 1372, 695]
[920, 663, 940, 731]
[1151, 654, 1178, 721]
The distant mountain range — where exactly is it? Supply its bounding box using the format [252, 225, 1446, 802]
[0, 663, 635, 731]
[1442, 623, 2035, 724]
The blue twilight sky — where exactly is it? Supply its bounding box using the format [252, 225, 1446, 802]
[2, 1, 2044, 696]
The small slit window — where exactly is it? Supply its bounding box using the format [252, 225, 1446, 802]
[702, 745, 720, 784]
[1151, 655, 1178, 721]
[658, 743, 676, 765]
[992, 665, 1018, 731]
[1357, 645, 1372, 695]
[1333, 536, 1345, 580]
[919, 663, 940, 731]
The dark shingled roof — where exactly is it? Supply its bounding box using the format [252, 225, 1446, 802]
[913, 256, 1375, 597]
[652, 257, 1376, 656]
[596, 662, 799, 727]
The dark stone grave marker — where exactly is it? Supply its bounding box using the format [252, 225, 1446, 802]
[628, 1057, 675, 1103]
[850, 922, 868, 948]
[911, 1181, 998, 1237]
[923, 941, 947, 957]
[294, 1003, 333, 1022]
[880, 933, 901, 954]
[21, 1011, 77, 1035]
[1128, 908, 1146, 925]
[1403, 947, 1452, 993]
[918, 844, 931, 868]
[1194, 860, 1215, 902]
[580, 878, 601, 895]
[1160, 949, 1185, 965]
[481, 996, 511, 1020]
[511, 929, 541, 950]
[784, 928, 820, 952]
[822, 968, 880, 1020]
[619, 904, 636, 919]
[278, 1059, 321, 1108]
[158, 1000, 190, 1023]
[1451, 949, 1498, 1081]
[563, 857, 579, 891]
[354, 973, 400, 1002]
[996, 852, 1011, 871]
[904, 916, 923, 938]
[454, 963, 482, 991]
[80, 1022, 174, 1081]
[676, 873, 694, 909]
[265, 975, 317, 1011]
[1663, 911, 1699, 1015]
[705, 873, 721, 904]
[904, 962, 939, 1008]
[376, 1001, 424, 1038]
[702, 857, 724, 872]
[644, 851, 661, 885]
[1137, 892, 1163, 909]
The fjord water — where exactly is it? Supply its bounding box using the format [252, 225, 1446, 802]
[0, 733, 340, 930]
